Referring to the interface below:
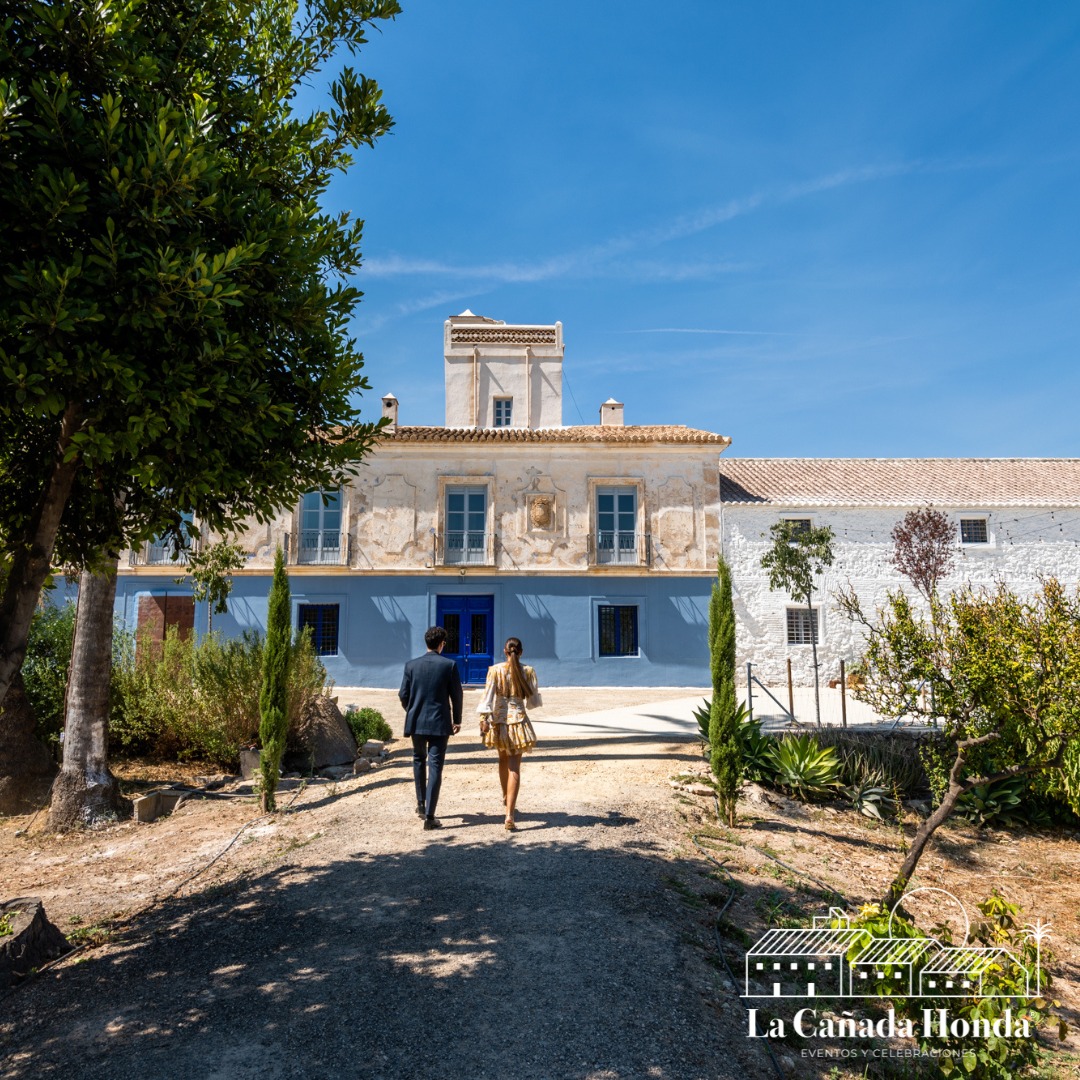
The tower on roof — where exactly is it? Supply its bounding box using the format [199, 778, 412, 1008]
[444, 312, 564, 429]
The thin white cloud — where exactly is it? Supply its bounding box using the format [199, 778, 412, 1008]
[357, 287, 493, 333]
[624, 328, 800, 336]
[362, 160, 950, 287]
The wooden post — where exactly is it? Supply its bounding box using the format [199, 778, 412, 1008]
[840, 658, 848, 728]
[786, 658, 794, 721]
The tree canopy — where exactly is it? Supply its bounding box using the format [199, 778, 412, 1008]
[0, 0, 399, 704]
[839, 578, 1080, 910]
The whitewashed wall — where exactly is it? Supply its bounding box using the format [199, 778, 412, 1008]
[722, 504, 1080, 686]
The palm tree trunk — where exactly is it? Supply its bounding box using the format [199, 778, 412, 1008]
[47, 559, 126, 830]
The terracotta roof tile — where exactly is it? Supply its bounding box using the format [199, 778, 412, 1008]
[719, 458, 1080, 507]
[387, 424, 731, 446]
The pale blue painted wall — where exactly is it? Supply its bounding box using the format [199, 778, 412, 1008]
[111, 574, 712, 688]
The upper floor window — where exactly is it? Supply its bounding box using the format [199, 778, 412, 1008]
[445, 486, 487, 564]
[959, 518, 988, 545]
[781, 517, 812, 536]
[145, 512, 194, 565]
[596, 487, 637, 564]
[493, 397, 513, 427]
[299, 490, 342, 565]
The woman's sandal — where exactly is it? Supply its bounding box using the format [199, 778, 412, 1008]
[504, 817, 516, 831]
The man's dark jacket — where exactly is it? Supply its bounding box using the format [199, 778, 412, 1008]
[399, 651, 464, 736]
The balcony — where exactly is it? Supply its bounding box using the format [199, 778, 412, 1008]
[444, 530, 487, 566]
[130, 538, 193, 567]
[296, 529, 346, 566]
[595, 531, 638, 565]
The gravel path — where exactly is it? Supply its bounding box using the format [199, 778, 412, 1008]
[1, 732, 770, 1080]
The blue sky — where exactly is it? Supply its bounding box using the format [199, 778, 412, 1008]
[321, 2, 1080, 457]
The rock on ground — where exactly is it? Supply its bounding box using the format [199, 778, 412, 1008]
[292, 695, 357, 769]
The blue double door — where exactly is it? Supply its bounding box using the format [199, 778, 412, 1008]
[436, 595, 495, 686]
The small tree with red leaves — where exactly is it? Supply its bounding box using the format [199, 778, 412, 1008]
[890, 507, 955, 600]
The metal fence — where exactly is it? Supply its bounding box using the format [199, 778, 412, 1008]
[744, 661, 930, 729]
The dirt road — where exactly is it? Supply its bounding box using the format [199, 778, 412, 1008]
[0, 729, 769, 1080]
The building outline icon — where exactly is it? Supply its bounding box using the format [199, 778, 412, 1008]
[743, 903, 1038, 1001]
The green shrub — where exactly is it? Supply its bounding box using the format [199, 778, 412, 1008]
[346, 706, 393, 745]
[920, 732, 1080, 828]
[22, 599, 76, 750]
[110, 626, 328, 769]
[844, 773, 895, 819]
[815, 728, 929, 797]
[769, 734, 843, 801]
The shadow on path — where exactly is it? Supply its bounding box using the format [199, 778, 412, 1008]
[0, 831, 780, 1080]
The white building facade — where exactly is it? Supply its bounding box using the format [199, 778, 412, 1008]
[719, 458, 1080, 687]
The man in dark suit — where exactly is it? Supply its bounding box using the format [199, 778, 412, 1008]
[399, 625, 463, 830]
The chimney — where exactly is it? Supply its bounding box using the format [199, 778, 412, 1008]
[381, 393, 399, 430]
[599, 398, 624, 427]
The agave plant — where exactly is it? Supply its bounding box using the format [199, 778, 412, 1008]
[738, 715, 777, 783]
[769, 734, 843, 801]
[693, 698, 711, 758]
[845, 773, 896, 819]
[956, 777, 1028, 828]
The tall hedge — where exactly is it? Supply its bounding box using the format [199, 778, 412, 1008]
[259, 549, 291, 812]
[710, 555, 742, 825]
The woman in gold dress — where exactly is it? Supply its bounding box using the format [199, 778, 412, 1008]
[477, 637, 540, 831]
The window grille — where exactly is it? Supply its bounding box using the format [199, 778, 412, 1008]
[959, 519, 988, 544]
[786, 608, 819, 646]
[598, 605, 639, 656]
[298, 604, 340, 656]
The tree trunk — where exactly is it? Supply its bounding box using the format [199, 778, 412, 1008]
[808, 595, 822, 727]
[880, 732, 998, 912]
[47, 561, 126, 830]
[0, 403, 83, 713]
[0, 670, 56, 815]
[881, 780, 966, 914]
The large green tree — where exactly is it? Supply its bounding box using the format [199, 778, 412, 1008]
[838, 579, 1080, 912]
[760, 520, 835, 726]
[0, 0, 398, 722]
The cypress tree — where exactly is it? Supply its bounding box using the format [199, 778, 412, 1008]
[259, 549, 291, 813]
[709, 555, 742, 826]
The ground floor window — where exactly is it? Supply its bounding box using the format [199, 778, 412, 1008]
[786, 607, 819, 646]
[598, 604, 639, 657]
[298, 603, 340, 656]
